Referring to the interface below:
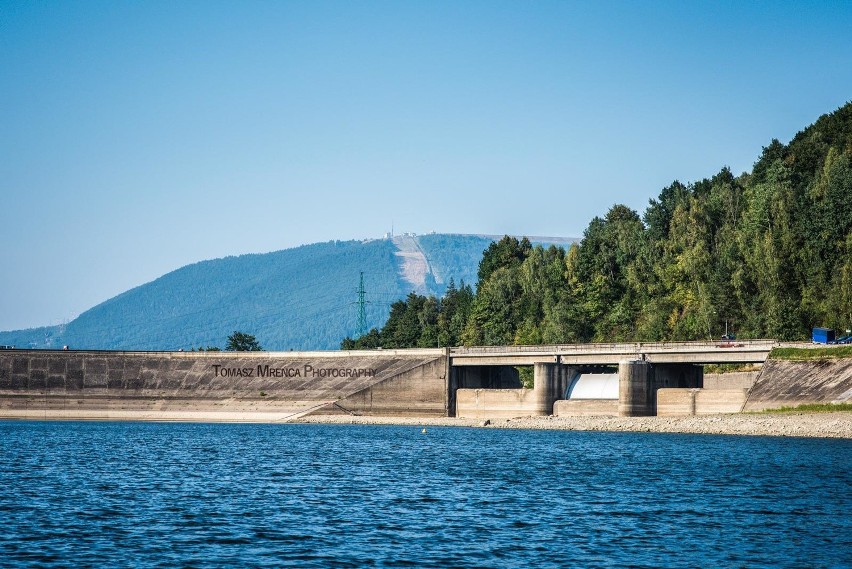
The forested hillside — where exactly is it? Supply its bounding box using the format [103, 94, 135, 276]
[0, 234, 569, 351]
[343, 102, 852, 348]
[415, 234, 493, 294]
[9, 240, 405, 350]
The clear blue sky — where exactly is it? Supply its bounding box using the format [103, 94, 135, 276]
[2, 0, 851, 331]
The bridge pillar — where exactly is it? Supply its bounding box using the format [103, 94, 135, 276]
[533, 362, 567, 415]
[618, 359, 652, 417]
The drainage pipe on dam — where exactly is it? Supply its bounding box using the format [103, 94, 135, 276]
[618, 359, 653, 417]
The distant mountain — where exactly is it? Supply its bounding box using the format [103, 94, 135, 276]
[0, 234, 576, 351]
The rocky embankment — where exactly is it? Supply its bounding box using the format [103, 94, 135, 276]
[296, 412, 852, 439]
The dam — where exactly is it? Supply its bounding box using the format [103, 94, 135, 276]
[0, 349, 448, 421]
[2, 339, 842, 421]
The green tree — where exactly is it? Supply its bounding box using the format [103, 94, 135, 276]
[735, 160, 801, 339]
[827, 230, 852, 332]
[477, 236, 532, 284]
[225, 331, 263, 351]
[341, 328, 382, 350]
[381, 293, 427, 348]
[438, 279, 474, 347]
[344, 102, 852, 346]
[463, 266, 523, 345]
[570, 205, 645, 341]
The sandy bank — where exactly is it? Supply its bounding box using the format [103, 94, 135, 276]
[295, 412, 852, 439]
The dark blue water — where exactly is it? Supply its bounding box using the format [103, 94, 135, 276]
[0, 422, 849, 568]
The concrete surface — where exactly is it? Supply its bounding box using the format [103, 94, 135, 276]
[657, 388, 749, 416]
[619, 360, 652, 416]
[0, 349, 448, 420]
[455, 388, 545, 419]
[704, 371, 760, 389]
[450, 340, 780, 366]
[4, 345, 849, 422]
[553, 399, 618, 417]
[743, 358, 852, 411]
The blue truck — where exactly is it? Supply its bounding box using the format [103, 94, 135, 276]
[812, 327, 835, 344]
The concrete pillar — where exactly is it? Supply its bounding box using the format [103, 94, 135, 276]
[618, 359, 652, 417]
[533, 362, 563, 415]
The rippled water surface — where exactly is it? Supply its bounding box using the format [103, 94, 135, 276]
[0, 421, 850, 568]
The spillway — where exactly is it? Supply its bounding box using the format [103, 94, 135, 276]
[565, 373, 619, 399]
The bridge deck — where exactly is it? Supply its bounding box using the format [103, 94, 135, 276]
[450, 340, 788, 366]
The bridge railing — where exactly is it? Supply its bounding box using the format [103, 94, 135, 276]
[449, 339, 779, 355]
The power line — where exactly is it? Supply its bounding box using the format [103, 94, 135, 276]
[356, 272, 368, 337]
[40, 275, 408, 347]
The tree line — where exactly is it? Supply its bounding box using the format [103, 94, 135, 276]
[191, 331, 263, 352]
[342, 102, 852, 348]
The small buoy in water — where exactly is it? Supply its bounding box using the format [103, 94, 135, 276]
[421, 428, 427, 434]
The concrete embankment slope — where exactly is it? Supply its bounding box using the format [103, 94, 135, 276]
[743, 353, 852, 411]
[0, 349, 448, 421]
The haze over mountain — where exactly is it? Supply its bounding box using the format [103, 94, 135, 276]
[0, 234, 575, 351]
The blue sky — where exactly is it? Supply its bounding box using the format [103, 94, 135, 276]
[2, 0, 851, 331]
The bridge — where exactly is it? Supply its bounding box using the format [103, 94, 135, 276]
[448, 339, 805, 418]
[449, 339, 781, 366]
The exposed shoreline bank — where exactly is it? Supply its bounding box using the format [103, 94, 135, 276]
[295, 412, 852, 439]
[2, 409, 850, 438]
[0, 408, 852, 439]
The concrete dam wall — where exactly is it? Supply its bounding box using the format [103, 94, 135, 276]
[0, 349, 449, 421]
[3, 345, 848, 421]
[658, 357, 852, 416]
[743, 357, 852, 411]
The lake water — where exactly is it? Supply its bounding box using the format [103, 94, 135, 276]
[0, 421, 849, 568]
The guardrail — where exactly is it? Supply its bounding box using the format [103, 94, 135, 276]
[450, 339, 780, 356]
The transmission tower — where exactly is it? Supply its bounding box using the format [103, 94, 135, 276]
[357, 272, 367, 337]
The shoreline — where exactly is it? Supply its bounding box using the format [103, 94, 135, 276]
[1, 410, 849, 438]
[295, 412, 852, 439]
